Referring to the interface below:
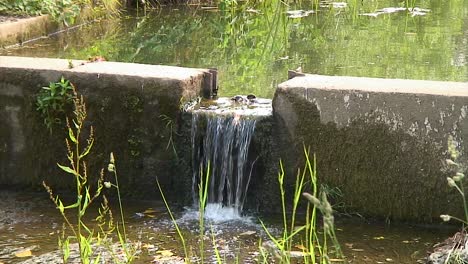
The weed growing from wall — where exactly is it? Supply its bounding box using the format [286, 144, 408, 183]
[36, 76, 75, 133]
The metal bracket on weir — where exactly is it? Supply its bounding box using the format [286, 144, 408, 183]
[202, 68, 218, 99]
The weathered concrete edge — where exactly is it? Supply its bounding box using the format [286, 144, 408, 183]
[279, 74, 468, 97]
[0, 56, 209, 81]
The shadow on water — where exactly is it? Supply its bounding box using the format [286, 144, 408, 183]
[1, 0, 466, 98]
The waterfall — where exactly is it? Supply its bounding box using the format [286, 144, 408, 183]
[191, 113, 257, 216]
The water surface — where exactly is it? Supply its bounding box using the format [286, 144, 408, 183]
[0, 190, 455, 263]
[1, 0, 466, 98]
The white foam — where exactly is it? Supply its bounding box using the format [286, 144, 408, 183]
[179, 203, 253, 224]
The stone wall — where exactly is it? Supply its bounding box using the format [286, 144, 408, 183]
[0, 56, 210, 200]
[270, 74, 468, 221]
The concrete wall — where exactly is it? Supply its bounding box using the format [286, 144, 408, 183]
[0, 56, 210, 200]
[0, 16, 55, 47]
[271, 74, 468, 221]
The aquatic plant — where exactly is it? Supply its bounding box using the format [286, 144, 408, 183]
[259, 147, 344, 263]
[156, 179, 189, 262]
[43, 82, 136, 263]
[156, 162, 214, 264]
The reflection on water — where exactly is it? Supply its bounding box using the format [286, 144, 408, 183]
[1, 0, 466, 98]
[0, 190, 455, 263]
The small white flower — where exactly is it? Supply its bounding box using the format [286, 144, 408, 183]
[447, 177, 457, 188]
[446, 159, 458, 166]
[108, 164, 115, 173]
[303, 193, 321, 207]
[109, 152, 115, 164]
[440, 214, 451, 222]
[453, 172, 465, 182]
[104, 181, 112, 189]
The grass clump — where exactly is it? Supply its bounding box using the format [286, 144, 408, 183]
[43, 81, 137, 263]
[259, 147, 344, 264]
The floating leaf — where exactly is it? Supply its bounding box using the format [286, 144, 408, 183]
[373, 236, 385, 240]
[14, 249, 32, 258]
[143, 244, 156, 249]
[157, 249, 174, 257]
[143, 208, 158, 214]
[345, 243, 354, 248]
[239, 231, 256, 236]
[295, 244, 307, 251]
[286, 10, 315, 18]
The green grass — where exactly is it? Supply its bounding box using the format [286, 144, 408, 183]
[43, 80, 136, 263]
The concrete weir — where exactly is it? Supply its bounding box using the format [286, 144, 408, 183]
[271, 74, 468, 221]
[0, 56, 213, 199]
[2, 55, 468, 221]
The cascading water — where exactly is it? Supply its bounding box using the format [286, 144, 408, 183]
[187, 97, 272, 221]
[191, 113, 256, 215]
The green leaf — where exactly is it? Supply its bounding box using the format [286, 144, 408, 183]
[68, 128, 77, 143]
[57, 163, 79, 177]
[79, 138, 94, 159]
[63, 202, 79, 210]
[57, 199, 65, 213]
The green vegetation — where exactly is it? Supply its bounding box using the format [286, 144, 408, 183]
[441, 135, 468, 225]
[43, 82, 137, 263]
[57, 0, 467, 98]
[36, 76, 75, 133]
[0, 0, 120, 26]
[157, 148, 343, 263]
[259, 147, 343, 263]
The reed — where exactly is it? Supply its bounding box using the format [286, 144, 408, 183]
[43, 81, 135, 263]
[259, 146, 344, 263]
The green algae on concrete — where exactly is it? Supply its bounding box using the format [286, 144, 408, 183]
[0, 56, 209, 199]
[270, 74, 468, 221]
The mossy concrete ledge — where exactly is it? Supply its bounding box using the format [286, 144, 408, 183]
[272, 74, 468, 221]
[0, 56, 211, 199]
